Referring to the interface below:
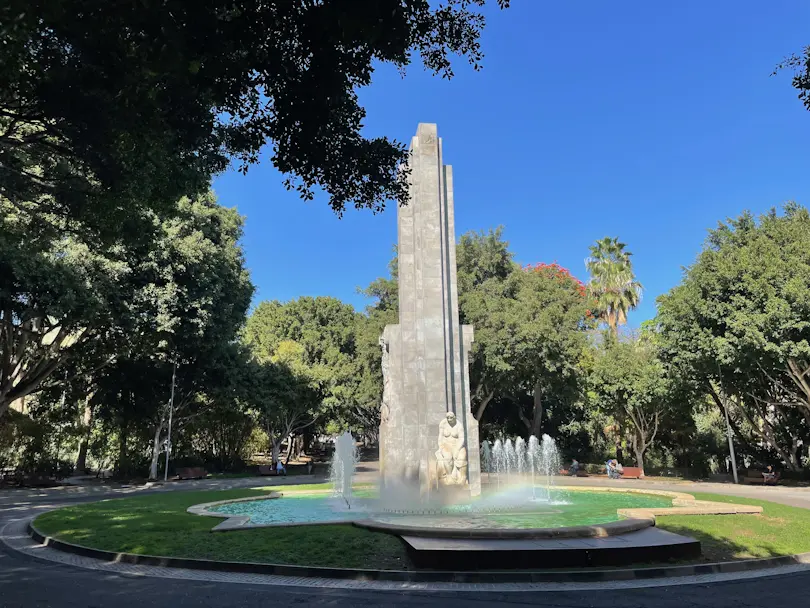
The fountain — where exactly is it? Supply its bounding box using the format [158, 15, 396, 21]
[540, 434, 560, 501]
[515, 437, 527, 477]
[528, 435, 540, 500]
[207, 429, 679, 538]
[191, 125, 709, 571]
[492, 439, 505, 489]
[329, 431, 358, 508]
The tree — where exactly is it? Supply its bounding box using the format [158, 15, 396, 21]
[510, 263, 592, 437]
[243, 296, 361, 448]
[251, 342, 319, 465]
[588, 337, 671, 475]
[0, 191, 252, 420]
[585, 237, 642, 337]
[0, 196, 134, 417]
[1, 0, 509, 229]
[775, 46, 810, 112]
[456, 228, 517, 421]
[656, 204, 810, 471]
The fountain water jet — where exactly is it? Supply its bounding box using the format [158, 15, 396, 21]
[515, 437, 527, 477]
[492, 439, 505, 489]
[528, 435, 540, 500]
[539, 434, 561, 501]
[330, 431, 358, 508]
[505, 439, 516, 484]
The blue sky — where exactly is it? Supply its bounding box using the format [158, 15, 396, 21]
[213, 1, 810, 326]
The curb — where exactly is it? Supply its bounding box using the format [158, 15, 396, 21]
[26, 521, 810, 584]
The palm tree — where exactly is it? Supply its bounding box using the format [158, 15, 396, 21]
[585, 237, 642, 337]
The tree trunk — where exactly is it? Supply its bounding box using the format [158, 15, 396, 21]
[629, 427, 647, 476]
[634, 445, 645, 476]
[148, 419, 165, 480]
[74, 397, 93, 473]
[530, 381, 544, 437]
[285, 434, 295, 463]
[474, 389, 495, 421]
[117, 419, 129, 478]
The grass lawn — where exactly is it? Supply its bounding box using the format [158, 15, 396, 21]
[33, 486, 411, 570]
[33, 487, 810, 570]
[656, 492, 810, 562]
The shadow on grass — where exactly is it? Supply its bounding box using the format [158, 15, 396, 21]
[33, 489, 412, 570]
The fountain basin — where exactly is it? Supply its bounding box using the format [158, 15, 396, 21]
[189, 488, 677, 538]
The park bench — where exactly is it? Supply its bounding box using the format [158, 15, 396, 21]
[743, 469, 781, 485]
[258, 465, 279, 476]
[619, 467, 643, 479]
[175, 467, 207, 480]
[559, 468, 589, 477]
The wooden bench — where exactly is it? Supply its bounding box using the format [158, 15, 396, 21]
[619, 467, 643, 479]
[744, 469, 780, 485]
[176, 467, 207, 480]
[560, 469, 589, 477]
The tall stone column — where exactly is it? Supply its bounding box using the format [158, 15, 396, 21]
[379, 123, 481, 498]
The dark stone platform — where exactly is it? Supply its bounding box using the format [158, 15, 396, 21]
[401, 527, 700, 570]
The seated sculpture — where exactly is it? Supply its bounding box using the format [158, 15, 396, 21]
[434, 411, 468, 485]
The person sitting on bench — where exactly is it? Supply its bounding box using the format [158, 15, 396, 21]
[763, 465, 777, 484]
[568, 459, 580, 476]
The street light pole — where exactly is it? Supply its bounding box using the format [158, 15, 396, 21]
[164, 359, 177, 482]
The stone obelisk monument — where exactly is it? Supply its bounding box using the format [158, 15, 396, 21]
[379, 123, 481, 498]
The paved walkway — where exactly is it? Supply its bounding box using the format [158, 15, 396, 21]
[553, 476, 810, 510]
[2, 470, 810, 606]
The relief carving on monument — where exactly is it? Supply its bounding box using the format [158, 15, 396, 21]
[434, 412, 468, 485]
[379, 337, 390, 424]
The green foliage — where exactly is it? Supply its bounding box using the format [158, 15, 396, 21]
[656, 203, 810, 470]
[586, 237, 642, 335]
[0, 191, 253, 420]
[775, 45, 810, 113]
[0, 0, 509, 227]
[360, 228, 593, 444]
[244, 296, 361, 424]
[588, 337, 674, 472]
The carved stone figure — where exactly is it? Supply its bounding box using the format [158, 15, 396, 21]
[434, 411, 468, 485]
[379, 337, 390, 424]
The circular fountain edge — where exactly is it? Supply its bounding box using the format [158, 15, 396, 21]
[353, 516, 653, 540]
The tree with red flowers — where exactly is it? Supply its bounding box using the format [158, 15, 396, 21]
[508, 262, 593, 436]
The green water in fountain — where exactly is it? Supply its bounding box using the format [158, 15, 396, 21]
[209, 489, 672, 529]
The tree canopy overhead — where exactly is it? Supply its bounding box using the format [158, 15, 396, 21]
[1, 0, 509, 228]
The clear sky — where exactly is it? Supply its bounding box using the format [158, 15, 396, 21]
[212, 1, 810, 326]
